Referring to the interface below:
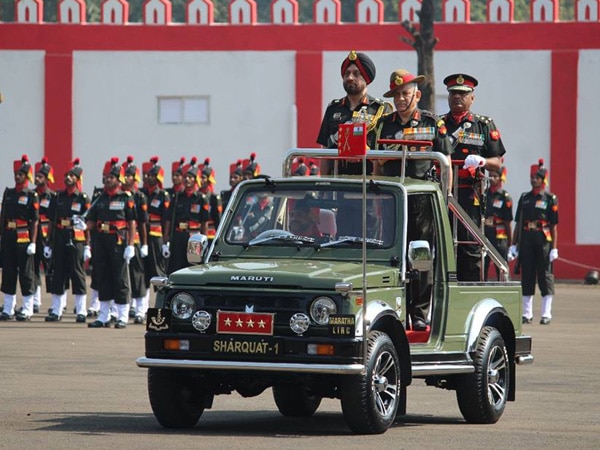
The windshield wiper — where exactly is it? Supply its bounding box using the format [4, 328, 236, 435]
[247, 233, 315, 247]
[318, 235, 384, 249]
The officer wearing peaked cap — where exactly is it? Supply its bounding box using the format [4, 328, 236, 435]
[0, 155, 39, 321]
[45, 158, 91, 323]
[317, 50, 393, 175]
[371, 68, 453, 182]
[440, 73, 506, 282]
[370, 68, 453, 332]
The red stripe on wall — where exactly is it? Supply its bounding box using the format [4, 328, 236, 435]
[550, 50, 578, 277]
[44, 52, 73, 182]
[2, 23, 600, 52]
[295, 52, 322, 148]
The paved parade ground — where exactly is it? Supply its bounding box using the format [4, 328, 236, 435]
[1, 283, 599, 449]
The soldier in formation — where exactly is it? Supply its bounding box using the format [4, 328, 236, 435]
[510, 159, 559, 325]
[141, 156, 170, 322]
[121, 156, 149, 325]
[33, 158, 55, 314]
[85, 158, 136, 329]
[164, 157, 210, 274]
[44, 159, 90, 322]
[483, 166, 513, 281]
[0, 155, 39, 321]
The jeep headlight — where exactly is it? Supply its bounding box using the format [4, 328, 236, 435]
[170, 292, 196, 320]
[310, 297, 337, 325]
[290, 313, 310, 334]
[191, 310, 211, 332]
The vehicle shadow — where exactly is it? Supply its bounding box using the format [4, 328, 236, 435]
[31, 410, 463, 436]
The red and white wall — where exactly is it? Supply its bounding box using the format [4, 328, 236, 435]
[0, 1, 599, 279]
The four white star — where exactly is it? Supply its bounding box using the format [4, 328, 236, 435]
[221, 314, 271, 330]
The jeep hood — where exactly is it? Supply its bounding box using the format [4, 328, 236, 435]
[168, 259, 399, 290]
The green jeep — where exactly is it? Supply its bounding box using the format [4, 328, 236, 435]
[137, 149, 533, 434]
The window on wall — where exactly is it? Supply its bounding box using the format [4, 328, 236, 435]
[158, 96, 209, 124]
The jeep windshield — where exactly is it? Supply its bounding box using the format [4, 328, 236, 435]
[223, 184, 398, 249]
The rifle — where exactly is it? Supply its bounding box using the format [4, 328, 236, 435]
[44, 191, 60, 289]
[513, 193, 525, 275]
[0, 187, 7, 265]
[166, 190, 179, 257]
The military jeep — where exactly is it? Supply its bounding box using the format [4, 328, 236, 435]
[137, 149, 533, 434]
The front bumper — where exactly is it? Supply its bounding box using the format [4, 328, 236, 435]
[136, 357, 366, 374]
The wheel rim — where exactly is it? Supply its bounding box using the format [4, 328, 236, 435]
[371, 350, 398, 417]
[486, 344, 508, 409]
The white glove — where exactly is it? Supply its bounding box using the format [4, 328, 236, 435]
[83, 245, 92, 262]
[549, 248, 559, 262]
[162, 242, 171, 258]
[26, 243, 36, 255]
[72, 215, 87, 231]
[43, 246, 52, 259]
[508, 245, 518, 261]
[463, 154, 486, 169]
[140, 244, 149, 258]
[123, 245, 135, 264]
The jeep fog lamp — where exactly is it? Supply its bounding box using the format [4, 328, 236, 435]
[290, 313, 310, 334]
[191, 310, 211, 332]
[310, 297, 337, 325]
[171, 292, 195, 320]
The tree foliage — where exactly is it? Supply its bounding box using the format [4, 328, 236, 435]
[0, 0, 577, 24]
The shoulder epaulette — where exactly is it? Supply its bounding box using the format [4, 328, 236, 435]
[474, 114, 493, 124]
[328, 98, 343, 107]
[420, 109, 441, 120]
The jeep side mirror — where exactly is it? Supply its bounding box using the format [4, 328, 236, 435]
[187, 233, 209, 264]
[408, 240, 432, 272]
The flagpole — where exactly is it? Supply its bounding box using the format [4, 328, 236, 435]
[337, 120, 369, 371]
[361, 142, 368, 368]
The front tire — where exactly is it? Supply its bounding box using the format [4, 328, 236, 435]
[340, 331, 401, 434]
[456, 326, 510, 424]
[148, 368, 206, 428]
[272, 384, 322, 417]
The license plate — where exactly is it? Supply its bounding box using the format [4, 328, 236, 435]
[216, 310, 275, 335]
[212, 337, 281, 356]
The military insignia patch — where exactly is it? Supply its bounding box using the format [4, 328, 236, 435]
[490, 130, 501, 140]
